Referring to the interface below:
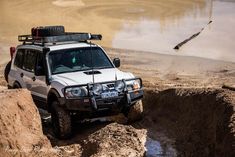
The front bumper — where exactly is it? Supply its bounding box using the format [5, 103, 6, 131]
[61, 78, 144, 114]
[63, 89, 143, 112]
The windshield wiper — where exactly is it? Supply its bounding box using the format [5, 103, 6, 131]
[95, 66, 113, 69]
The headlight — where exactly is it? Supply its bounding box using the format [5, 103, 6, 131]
[133, 80, 140, 90]
[93, 84, 103, 95]
[115, 81, 125, 92]
[125, 79, 141, 91]
[65, 87, 87, 98]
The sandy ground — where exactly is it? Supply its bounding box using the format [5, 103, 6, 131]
[1, 46, 234, 89]
[105, 47, 235, 90]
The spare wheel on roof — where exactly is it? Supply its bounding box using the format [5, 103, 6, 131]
[31, 26, 65, 37]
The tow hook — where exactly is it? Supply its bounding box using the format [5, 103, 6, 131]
[88, 83, 97, 110]
[90, 96, 97, 110]
[126, 93, 131, 105]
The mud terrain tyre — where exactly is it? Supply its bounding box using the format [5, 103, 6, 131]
[4, 61, 11, 83]
[51, 101, 71, 139]
[31, 26, 65, 37]
[127, 100, 143, 122]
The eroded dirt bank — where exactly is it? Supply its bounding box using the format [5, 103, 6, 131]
[0, 89, 54, 157]
[141, 88, 235, 157]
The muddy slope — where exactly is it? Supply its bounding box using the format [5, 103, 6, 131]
[142, 88, 235, 157]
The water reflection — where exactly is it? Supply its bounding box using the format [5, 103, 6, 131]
[146, 137, 177, 157]
[0, 0, 234, 62]
[113, 0, 235, 62]
[0, 0, 208, 46]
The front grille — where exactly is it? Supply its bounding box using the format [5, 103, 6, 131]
[102, 83, 115, 90]
[106, 83, 115, 88]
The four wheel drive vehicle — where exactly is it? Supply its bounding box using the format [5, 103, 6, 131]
[5, 26, 144, 139]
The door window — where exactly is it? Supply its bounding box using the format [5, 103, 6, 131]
[22, 50, 37, 73]
[36, 52, 44, 68]
[14, 49, 25, 68]
[35, 52, 45, 75]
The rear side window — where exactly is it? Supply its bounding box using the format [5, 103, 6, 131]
[14, 49, 24, 68]
[36, 52, 44, 68]
[22, 50, 37, 72]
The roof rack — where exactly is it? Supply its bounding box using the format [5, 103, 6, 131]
[18, 33, 102, 45]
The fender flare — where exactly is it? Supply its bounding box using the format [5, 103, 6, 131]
[47, 88, 65, 112]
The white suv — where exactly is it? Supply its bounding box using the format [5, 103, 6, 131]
[5, 26, 143, 138]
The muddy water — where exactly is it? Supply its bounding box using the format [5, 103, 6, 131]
[0, 0, 234, 62]
[113, 0, 235, 62]
[146, 137, 177, 157]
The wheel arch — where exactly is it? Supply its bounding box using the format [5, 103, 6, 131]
[47, 88, 65, 112]
[13, 81, 22, 88]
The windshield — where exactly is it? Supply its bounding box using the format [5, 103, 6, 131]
[49, 47, 114, 75]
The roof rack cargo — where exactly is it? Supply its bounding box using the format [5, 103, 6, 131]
[18, 32, 102, 45]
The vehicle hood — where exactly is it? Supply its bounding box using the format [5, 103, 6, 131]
[51, 68, 134, 86]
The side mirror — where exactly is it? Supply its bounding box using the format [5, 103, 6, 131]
[35, 66, 45, 76]
[113, 58, 121, 68]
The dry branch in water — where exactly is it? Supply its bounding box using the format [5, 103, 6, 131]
[174, 21, 212, 50]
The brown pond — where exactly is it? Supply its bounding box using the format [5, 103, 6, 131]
[0, 0, 235, 62]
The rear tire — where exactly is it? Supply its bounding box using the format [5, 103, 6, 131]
[4, 61, 11, 83]
[126, 100, 144, 122]
[51, 101, 71, 139]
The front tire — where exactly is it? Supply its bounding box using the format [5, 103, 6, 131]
[51, 101, 71, 139]
[126, 100, 144, 122]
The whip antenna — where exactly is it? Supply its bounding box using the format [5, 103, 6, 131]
[115, 69, 117, 81]
[90, 40, 95, 84]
